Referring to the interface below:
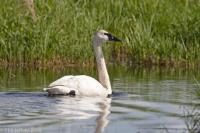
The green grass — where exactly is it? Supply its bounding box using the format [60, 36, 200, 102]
[0, 0, 200, 67]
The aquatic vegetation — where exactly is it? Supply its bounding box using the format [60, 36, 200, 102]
[0, 0, 200, 67]
[184, 107, 200, 133]
[183, 78, 200, 133]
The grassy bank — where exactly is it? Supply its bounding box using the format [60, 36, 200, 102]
[0, 0, 200, 67]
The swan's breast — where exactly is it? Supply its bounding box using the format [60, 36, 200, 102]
[74, 75, 107, 96]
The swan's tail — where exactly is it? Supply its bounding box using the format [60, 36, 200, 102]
[43, 88, 48, 92]
[43, 86, 74, 96]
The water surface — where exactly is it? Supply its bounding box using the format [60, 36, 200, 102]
[0, 66, 200, 133]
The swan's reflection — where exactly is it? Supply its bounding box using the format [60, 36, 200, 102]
[95, 98, 111, 133]
[51, 96, 111, 133]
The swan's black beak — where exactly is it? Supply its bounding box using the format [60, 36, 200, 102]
[104, 33, 121, 42]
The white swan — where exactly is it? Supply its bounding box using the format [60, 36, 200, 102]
[44, 30, 121, 97]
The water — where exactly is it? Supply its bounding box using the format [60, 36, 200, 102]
[0, 66, 200, 133]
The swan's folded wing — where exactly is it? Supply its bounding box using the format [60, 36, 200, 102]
[44, 75, 107, 97]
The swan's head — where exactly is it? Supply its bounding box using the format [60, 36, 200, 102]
[94, 30, 121, 44]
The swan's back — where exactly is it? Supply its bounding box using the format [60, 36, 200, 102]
[45, 75, 108, 97]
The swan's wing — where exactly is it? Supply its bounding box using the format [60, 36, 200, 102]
[44, 75, 108, 97]
[44, 75, 77, 95]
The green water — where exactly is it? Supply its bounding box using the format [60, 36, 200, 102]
[0, 66, 200, 133]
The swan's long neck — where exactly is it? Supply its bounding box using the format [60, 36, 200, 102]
[93, 39, 112, 94]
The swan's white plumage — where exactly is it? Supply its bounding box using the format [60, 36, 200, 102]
[46, 75, 108, 97]
[44, 30, 121, 97]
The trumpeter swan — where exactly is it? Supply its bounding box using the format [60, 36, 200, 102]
[44, 30, 121, 97]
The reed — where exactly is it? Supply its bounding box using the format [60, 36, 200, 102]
[184, 106, 200, 133]
[0, 0, 200, 67]
[24, 0, 37, 22]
